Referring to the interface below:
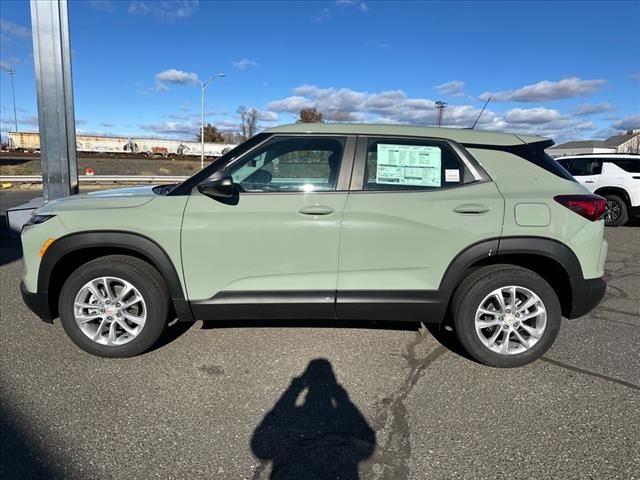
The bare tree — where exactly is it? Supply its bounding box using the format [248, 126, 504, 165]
[222, 131, 243, 144]
[238, 106, 259, 140]
[298, 107, 323, 123]
[622, 135, 640, 154]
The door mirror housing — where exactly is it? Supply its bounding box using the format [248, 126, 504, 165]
[197, 172, 235, 198]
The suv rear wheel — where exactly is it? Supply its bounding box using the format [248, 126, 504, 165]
[603, 194, 628, 227]
[59, 255, 170, 357]
[452, 265, 561, 368]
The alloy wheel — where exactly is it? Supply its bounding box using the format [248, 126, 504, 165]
[474, 285, 547, 355]
[73, 276, 147, 346]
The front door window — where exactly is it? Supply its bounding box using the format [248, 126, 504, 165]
[228, 137, 345, 193]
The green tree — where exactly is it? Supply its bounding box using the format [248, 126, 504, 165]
[196, 123, 225, 143]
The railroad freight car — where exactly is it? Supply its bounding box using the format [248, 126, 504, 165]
[7, 131, 236, 158]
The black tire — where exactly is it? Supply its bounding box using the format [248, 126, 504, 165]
[603, 195, 628, 227]
[58, 255, 170, 358]
[452, 265, 561, 368]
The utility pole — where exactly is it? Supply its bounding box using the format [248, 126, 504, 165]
[8, 67, 18, 132]
[435, 101, 447, 127]
[200, 73, 225, 170]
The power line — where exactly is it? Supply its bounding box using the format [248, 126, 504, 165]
[435, 101, 447, 127]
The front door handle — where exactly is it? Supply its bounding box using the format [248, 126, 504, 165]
[584, 180, 595, 184]
[453, 203, 490, 214]
[298, 205, 335, 216]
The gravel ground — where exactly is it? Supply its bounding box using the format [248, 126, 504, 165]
[1, 190, 638, 480]
[1, 154, 202, 176]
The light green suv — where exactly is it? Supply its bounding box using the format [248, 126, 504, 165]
[20, 124, 608, 367]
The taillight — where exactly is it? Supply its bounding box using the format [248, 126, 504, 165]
[554, 194, 607, 221]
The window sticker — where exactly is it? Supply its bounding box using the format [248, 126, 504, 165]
[445, 169, 460, 182]
[376, 144, 441, 187]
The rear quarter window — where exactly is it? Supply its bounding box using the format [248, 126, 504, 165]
[462, 139, 575, 181]
[608, 158, 640, 173]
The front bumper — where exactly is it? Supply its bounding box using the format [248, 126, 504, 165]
[568, 276, 606, 319]
[20, 281, 53, 323]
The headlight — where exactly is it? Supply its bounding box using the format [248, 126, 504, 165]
[22, 214, 56, 230]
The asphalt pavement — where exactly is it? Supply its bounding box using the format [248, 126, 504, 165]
[1, 189, 638, 480]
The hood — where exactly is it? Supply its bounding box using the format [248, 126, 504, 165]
[37, 185, 159, 214]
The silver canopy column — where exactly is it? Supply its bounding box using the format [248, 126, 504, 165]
[30, 0, 78, 201]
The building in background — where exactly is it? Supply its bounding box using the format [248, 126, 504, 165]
[548, 130, 640, 157]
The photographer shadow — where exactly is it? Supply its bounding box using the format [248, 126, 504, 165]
[251, 358, 376, 480]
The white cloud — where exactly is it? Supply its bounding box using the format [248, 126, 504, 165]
[100, 122, 115, 128]
[256, 110, 278, 122]
[140, 120, 200, 137]
[434, 80, 465, 96]
[89, 1, 114, 12]
[233, 58, 258, 70]
[336, 0, 368, 11]
[572, 102, 615, 116]
[504, 107, 562, 125]
[480, 77, 606, 102]
[313, 8, 331, 22]
[628, 72, 640, 81]
[613, 114, 640, 131]
[267, 95, 314, 112]
[128, 0, 199, 22]
[20, 115, 40, 127]
[154, 69, 199, 91]
[156, 69, 199, 85]
[266, 83, 608, 142]
[0, 62, 12, 71]
[0, 20, 30, 39]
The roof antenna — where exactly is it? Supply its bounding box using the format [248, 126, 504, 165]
[471, 97, 491, 129]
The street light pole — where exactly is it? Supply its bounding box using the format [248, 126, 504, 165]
[8, 67, 18, 133]
[200, 73, 225, 170]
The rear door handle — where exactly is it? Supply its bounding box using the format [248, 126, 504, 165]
[584, 180, 595, 184]
[298, 205, 335, 216]
[453, 203, 490, 214]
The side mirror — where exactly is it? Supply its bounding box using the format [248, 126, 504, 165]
[197, 172, 235, 198]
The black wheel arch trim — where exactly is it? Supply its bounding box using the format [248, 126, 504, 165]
[37, 230, 194, 322]
[439, 236, 584, 296]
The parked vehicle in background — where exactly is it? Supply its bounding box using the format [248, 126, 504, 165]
[556, 154, 640, 226]
[20, 124, 608, 367]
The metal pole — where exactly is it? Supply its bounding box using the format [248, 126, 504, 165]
[8, 68, 18, 132]
[30, 0, 78, 201]
[201, 82, 205, 170]
[199, 73, 224, 170]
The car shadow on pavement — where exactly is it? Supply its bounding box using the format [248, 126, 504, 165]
[147, 318, 196, 352]
[423, 321, 478, 364]
[200, 318, 419, 332]
[250, 358, 376, 480]
[0, 404, 63, 479]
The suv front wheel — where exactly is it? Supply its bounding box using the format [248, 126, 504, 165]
[59, 255, 170, 357]
[453, 265, 561, 368]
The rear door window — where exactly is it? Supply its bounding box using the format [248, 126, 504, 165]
[567, 158, 602, 176]
[363, 138, 470, 191]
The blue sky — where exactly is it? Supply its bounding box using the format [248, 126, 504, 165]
[1, 0, 639, 143]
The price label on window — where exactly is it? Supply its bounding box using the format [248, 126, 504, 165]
[376, 144, 441, 187]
